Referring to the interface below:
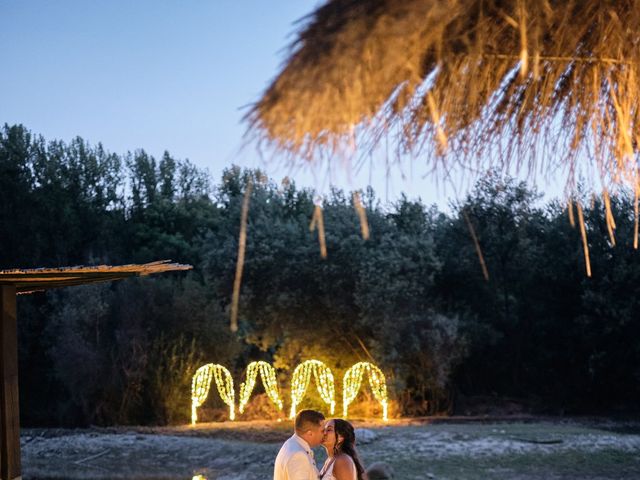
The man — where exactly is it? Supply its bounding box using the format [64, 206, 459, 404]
[274, 409, 326, 480]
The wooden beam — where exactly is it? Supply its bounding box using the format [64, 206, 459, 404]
[0, 260, 192, 294]
[0, 286, 20, 480]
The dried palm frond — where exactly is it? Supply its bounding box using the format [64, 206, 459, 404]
[576, 202, 592, 277]
[567, 199, 576, 228]
[248, 0, 640, 195]
[309, 204, 328, 258]
[462, 208, 490, 281]
[231, 182, 253, 332]
[602, 189, 617, 246]
[352, 191, 370, 240]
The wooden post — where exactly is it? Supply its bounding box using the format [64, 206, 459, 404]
[0, 286, 20, 480]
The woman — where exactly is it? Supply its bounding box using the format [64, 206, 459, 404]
[319, 419, 367, 480]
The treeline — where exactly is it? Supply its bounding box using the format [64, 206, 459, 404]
[2, 124, 639, 426]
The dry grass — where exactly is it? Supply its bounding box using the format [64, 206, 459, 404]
[248, 0, 640, 197]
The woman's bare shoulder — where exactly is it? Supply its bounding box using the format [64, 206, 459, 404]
[333, 454, 356, 476]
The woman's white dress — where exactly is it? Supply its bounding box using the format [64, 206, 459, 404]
[320, 456, 357, 480]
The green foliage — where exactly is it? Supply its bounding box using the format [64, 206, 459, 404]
[4, 124, 640, 426]
[145, 335, 204, 425]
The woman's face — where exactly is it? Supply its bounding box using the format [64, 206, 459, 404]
[322, 419, 343, 451]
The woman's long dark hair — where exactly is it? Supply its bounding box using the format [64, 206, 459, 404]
[332, 419, 366, 480]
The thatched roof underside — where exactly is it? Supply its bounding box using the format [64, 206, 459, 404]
[0, 260, 192, 294]
[249, 0, 640, 194]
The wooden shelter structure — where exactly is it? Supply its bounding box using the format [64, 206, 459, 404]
[0, 260, 191, 480]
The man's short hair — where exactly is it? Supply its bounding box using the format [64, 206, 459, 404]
[295, 409, 325, 431]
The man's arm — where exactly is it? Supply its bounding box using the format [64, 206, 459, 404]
[286, 451, 314, 480]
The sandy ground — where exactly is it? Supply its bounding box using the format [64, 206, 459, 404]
[22, 418, 640, 480]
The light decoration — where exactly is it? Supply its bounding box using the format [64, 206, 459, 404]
[238, 361, 283, 414]
[191, 363, 235, 424]
[290, 359, 336, 418]
[343, 361, 389, 422]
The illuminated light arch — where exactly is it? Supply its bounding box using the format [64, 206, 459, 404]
[290, 359, 336, 418]
[238, 361, 284, 414]
[191, 364, 235, 424]
[343, 362, 389, 421]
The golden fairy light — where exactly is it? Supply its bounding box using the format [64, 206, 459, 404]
[238, 361, 283, 414]
[191, 364, 235, 424]
[190, 360, 391, 423]
[289, 359, 336, 418]
[343, 362, 389, 422]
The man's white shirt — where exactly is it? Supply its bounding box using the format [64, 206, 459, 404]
[273, 433, 319, 480]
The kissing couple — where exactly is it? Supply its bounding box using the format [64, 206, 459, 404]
[274, 409, 365, 480]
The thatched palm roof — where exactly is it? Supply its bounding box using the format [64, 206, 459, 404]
[249, 0, 640, 194]
[0, 260, 192, 294]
